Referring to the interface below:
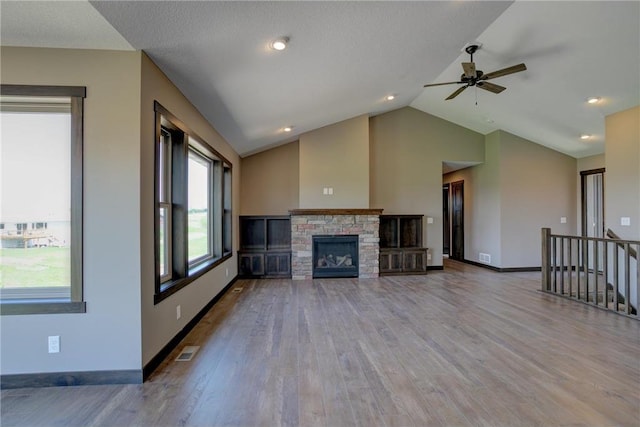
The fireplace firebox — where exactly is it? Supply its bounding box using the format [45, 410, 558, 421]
[312, 235, 359, 278]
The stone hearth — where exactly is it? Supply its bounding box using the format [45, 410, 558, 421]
[290, 209, 382, 280]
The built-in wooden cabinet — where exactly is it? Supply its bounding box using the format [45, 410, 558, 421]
[238, 216, 291, 278]
[379, 215, 427, 275]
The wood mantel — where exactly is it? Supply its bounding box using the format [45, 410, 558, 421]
[289, 208, 383, 216]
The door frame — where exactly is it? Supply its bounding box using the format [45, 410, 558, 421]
[443, 183, 450, 256]
[450, 180, 464, 261]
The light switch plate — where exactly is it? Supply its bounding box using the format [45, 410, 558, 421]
[560, 217, 567, 224]
[621, 217, 631, 226]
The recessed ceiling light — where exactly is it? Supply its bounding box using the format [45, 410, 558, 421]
[270, 37, 289, 51]
[283, 126, 293, 132]
[386, 95, 395, 101]
[587, 97, 601, 104]
[580, 134, 591, 140]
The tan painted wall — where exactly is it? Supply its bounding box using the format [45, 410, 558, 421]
[444, 130, 576, 269]
[370, 107, 485, 266]
[240, 141, 299, 215]
[605, 106, 640, 239]
[499, 131, 576, 268]
[299, 115, 369, 208]
[140, 53, 240, 367]
[0, 47, 143, 374]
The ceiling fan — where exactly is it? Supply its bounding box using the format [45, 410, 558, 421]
[424, 44, 527, 100]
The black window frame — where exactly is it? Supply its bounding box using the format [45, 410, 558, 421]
[154, 102, 232, 304]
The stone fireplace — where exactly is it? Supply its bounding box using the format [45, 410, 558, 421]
[290, 209, 382, 280]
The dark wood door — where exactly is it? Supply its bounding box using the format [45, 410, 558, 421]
[451, 180, 464, 261]
[443, 184, 450, 255]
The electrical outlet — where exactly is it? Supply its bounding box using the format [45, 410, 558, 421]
[225, 267, 229, 277]
[48, 336, 60, 353]
[621, 217, 631, 226]
[176, 305, 181, 320]
[560, 217, 567, 224]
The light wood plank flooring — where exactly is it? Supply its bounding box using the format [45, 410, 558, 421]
[2, 260, 639, 426]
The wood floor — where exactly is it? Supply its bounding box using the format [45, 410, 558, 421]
[2, 260, 639, 426]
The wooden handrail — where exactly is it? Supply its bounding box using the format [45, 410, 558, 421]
[606, 228, 638, 260]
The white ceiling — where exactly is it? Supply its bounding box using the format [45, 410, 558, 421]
[2, 1, 638, 159]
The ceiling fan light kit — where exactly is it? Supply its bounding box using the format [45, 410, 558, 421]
[424, 44, 527, 100]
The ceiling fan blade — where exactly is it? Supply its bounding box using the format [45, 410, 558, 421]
[476, 81, 506, 94]
[424, 81, 464, 88]
[480, 63, 527, 80]
[445, 85, 467, 100]
[462, 62, 476, 78]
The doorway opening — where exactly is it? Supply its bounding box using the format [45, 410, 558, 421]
[581, 168, 605, 273]
[443, 180, 464, 261]
[443, 184, 450, 256]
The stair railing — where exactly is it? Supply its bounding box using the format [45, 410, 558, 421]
[541, 228, 638, 318]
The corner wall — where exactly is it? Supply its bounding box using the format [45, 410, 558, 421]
[370, 107, 485, 266]
[139, 53, 241, 367]
[240, 141, 299, 215]
[443, 131, 502, 266]
[444, 130, 576, 269]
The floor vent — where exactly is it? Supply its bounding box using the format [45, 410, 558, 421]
[175, 345, 200, 362]
[232, 287, 243, 293]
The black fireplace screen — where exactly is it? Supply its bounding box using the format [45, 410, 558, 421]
[312, 235, 358, 278]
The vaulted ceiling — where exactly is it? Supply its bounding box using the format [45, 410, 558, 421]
[2, 1, 638, 158]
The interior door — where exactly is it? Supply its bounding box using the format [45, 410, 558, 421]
[443, 184, 450, 256]
[450, 180, 464, 261]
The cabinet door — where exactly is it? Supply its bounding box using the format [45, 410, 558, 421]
[265, 253, 291, 276]
[239, 253, 264, 276]
[380, 250, 403, 273]
[402, 250, 426, 272]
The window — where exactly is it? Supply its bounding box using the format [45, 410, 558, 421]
[154, 102, 232, 303]
[0, 84, 86, 315]
[188, 148, 212, 264]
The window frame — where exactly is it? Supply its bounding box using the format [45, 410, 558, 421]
[154, 102, 232, 304]
[0, 84, 86, 316]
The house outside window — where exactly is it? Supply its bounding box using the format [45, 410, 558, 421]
[0, 84, 86, 315]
